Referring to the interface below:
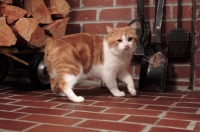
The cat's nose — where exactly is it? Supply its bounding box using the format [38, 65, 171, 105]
[125, 45, 130, 50]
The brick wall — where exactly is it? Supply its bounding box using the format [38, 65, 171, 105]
[66, 0, 200, 89]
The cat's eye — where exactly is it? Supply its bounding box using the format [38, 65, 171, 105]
[128, 37, 133, 42]
[117, 39, 122, 43]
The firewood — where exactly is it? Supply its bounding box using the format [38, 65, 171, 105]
[0, 2, 27, 24]
[44, 0, 71, 18]
[24, 0, 52, 24]
[43, 17, 69, 37]
[12, 18, 48, 48]
[0, 0, 12, 4]
[0, 17, 16, 46]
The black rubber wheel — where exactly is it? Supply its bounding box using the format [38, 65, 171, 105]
[28, 53, 50, 89]
[0, 55, 9, 83]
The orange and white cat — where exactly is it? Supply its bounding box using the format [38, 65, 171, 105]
[44, 21, 138, 102]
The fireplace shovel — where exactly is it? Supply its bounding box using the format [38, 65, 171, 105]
[139, 0, 168, 92]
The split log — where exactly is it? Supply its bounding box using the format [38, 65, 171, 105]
[44, 0, 71, 18]
[24, 0, 52, 24]
[0, 0, 12, 4]
[0, 17, 16, 46]
[12, 18, 48, 48]
[43, 17, 69, 37]
[0, 2, 27, 24]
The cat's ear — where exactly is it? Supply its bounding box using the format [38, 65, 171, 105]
[130, 21, 139, 30]
[106, 26, 115, 34]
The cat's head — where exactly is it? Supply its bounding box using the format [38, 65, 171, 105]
[105, 21, 139, 55]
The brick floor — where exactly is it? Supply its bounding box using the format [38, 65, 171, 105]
[0, 81, 200, 132]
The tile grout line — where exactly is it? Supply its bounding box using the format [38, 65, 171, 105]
[186, 121, 197, 130]
[118, 115, 130, 122]
[71, 119, 87, 127]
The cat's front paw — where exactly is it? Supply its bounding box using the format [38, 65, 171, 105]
[112, 91, 125, 97]
[129, 89, 137, 96]
[70, 96, 85, 103]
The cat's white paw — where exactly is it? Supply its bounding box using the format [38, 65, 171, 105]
[113, 91, 125, 97]
[70, 96, 85, 103]
[129, 89, 137, 96]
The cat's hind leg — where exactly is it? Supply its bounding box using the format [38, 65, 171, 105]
[58, 74, 84, 102]
[50, 78, 66, 96]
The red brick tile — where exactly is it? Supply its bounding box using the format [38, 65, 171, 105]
[93, 101, 143, 109]
[27, 124, 98, 132]
[165, 112, 200, 121]
[125, 99, 174, 106]
[16, 107, 71, 116]
[0, 119, 36, 131]
[49, 98, 94, 105]
[21, 115, 81, 125]
[0, 104, 22, 111]
[176, 102, 200, 108]
[100, 8, 131, 20]
[194, 122, 200, 131]
[105, 108, 162, 116]
[116, 0, 137, 5]
[124, 115, 159, 124]
[55, 104, 106, 112]
[170, 107, 198, 113]
[149, 127, 196, 132]
[7, 95, 51, 102]
[67, 111, 125, 121]
[144, 105, 170, 111]
[78, 120, 145, 131]
[155, 97, 182, 102]
[0, 98, 17, 103]
[11, 100, 60, 108]
[0, 111, 28, 119]
[86, 96, 126, 102]
[156, 119, 190, 128]
[140, 92, 183, 98]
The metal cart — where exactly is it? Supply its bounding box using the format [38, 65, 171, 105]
[0, 46, 50, 89]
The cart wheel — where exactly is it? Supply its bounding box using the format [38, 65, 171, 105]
[28, 53, 50, 89]
[0, 55, 8, 83]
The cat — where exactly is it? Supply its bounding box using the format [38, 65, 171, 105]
[44, 21, 139, 102]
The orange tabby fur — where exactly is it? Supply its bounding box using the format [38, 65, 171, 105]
[44, 21, 138, 102]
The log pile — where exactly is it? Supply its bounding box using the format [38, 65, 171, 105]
[0, 0, 71, 48]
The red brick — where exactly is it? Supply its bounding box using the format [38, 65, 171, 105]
[144, 105, 170, 111]
[172, 5, 192, 19]
[161, 21, 177, 34]
[82, 23, 113, 34]
[194, 122, 200, 131]
[86, 96, 126, 102]
[116, 22, 129, 27]
[197, 20, 200, 33]
[163, 6, 171, 19]
[0, 111, 28, 119]
[165, 112, 200, 121]
[83, 0, 113, 7]
[0, 104, 22, 111]
[144, 7, 155, 20]
[93, 101, 143, 109]
[156, 119, 190, 128]
[156, 97, 182, 102]
[69, 10, 96, 22]
[176, 102, 200, 108]
[55, 103, 105, 112]
[167, 65, 190, 78]
[0, 98, 17, 103]
[0, 120, 36, 131]
[67, 0, 80, 8]
[149, 127, 195, 132]
[67, 111, 125, 121]
[21, 115, 81, 126]
[17, 107, 71, 116]
[116, 0, 137, 5]
[196, 51, 200, 64]
[105, 108, 162, 116]
[170, 107, 198, 113]
[66, 24, 81, 34]
[11, 100, 59, 108]
[196, 35, 200, 48]
[78, 120, 145, 132]
[100, 8, 131, 20]
[27, 124, 98, 132]
[165, 80, 190, 86]
[125, 115, 159, 124]
[165, 0, 192, 4]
